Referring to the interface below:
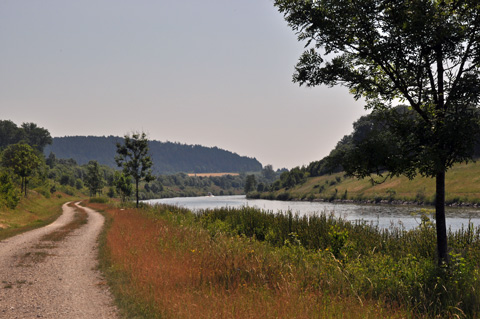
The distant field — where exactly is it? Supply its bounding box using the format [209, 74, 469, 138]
[187, 173, 240, 177]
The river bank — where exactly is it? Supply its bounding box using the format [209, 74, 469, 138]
[249, 161, 480, 208]
[248, 193, 480, 208]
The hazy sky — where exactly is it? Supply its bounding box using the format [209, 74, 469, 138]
[0, 0, 367, 170]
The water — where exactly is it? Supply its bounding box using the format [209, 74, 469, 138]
[145, 195, 480, 231]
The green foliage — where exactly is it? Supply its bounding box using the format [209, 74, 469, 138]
[261, 164, 277, 182]
[196, 205, 480, 317]
[0, 120, 51, 153]
[0, 171, 20, 209]
[116, 132, 154, 208]
[89, 196, 109, 204]
[45, 136, 262, 174]
[20, 122, 52, 153]
[244, 174, 256, 193]
[275, 0, 480, 264]
[84, 160, 105, 197]
[1, 143, 42, 197]
[114, 171, 133, 202]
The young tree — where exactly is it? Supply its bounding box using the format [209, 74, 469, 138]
[244, 174, 257, 193]
[1, 143, 42, 197]
[114, 171, 133, 203]
[115, 132, 154, 208]
[275, 0, 480, 264]
[85, 160, 105, 197]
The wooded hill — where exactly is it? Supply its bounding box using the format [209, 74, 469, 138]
[44, 136, 262, 174]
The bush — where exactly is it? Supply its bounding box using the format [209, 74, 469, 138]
[0, 171, 20, 209]
[276, 192, 291, 201]
[90, 197, 109, 204]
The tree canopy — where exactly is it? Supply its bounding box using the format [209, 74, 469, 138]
[275, 0, 480, 264]
[1, 143, 42, 197]
[0, 120, 52, 152]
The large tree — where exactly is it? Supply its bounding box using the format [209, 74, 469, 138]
[21, 122, 52, 153]
[1, 143, 42, 197]
[115, 132, 154, 208]
[275, 0, 480, 264]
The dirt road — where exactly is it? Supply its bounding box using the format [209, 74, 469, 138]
[0, 202, 118, 319]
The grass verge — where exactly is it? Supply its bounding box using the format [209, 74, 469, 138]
[0, 192, 82, 241]
[92, 202, 414, 319]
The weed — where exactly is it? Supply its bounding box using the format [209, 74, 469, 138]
[41, 206, 88, 242]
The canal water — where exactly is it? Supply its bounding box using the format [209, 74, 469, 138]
[145, 195, 480, 231]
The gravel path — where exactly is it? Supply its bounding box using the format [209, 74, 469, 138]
[0, 202, 118, 319]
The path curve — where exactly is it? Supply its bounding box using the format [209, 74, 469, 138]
[0, 202, 118, 318]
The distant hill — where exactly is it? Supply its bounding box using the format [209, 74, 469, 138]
[44, 136, 262, 174]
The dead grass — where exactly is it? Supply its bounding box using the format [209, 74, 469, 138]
[93, 203, 410, 319]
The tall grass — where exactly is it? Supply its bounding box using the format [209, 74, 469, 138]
[94, 202, 408, 319]
[196, 207, 480, 318]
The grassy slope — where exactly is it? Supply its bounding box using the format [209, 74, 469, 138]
[278, 161, 480, 204]
[0, 191, 81, 240]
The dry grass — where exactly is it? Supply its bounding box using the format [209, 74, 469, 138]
[93, 203, 410, 319]
[284, 161, 480, 203]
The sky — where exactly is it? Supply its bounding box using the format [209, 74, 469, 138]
[0, 0, 368, 170]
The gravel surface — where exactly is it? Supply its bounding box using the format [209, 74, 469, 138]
[0, 202, 118, 319]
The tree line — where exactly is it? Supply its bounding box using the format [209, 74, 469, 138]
[44, 136, 262, 174]
[0, 121, 257, 209]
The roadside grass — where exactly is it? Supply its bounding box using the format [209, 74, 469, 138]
[0, 191, 82, 241]
[268, 161, 480, 204]
[93, 202, 412, 319]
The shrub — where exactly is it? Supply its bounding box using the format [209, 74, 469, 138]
[0, 171, 20, 209]
[89, 196, 109, 204]
[276, 192, 291, 201]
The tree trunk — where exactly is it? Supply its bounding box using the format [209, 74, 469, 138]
[435, 170, 448, 265]
[136, 179, 139, 208]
